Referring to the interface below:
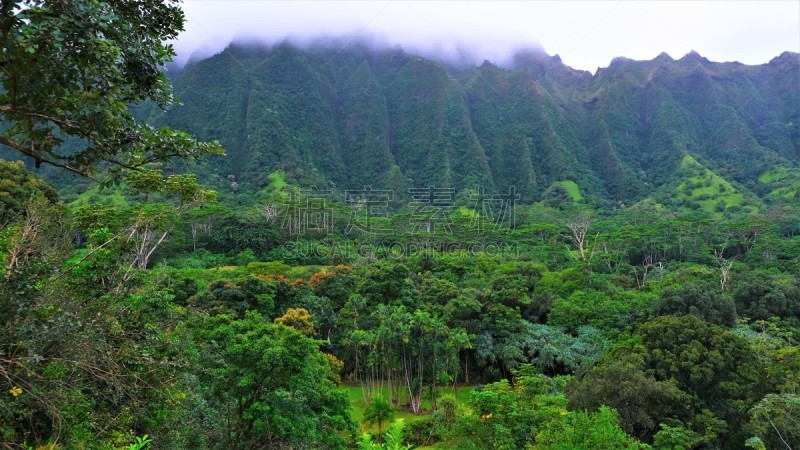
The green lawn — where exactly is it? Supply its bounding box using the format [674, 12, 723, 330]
[345, 383, 473, 433]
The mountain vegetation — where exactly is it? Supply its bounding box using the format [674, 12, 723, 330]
[154, 42, 798, 213]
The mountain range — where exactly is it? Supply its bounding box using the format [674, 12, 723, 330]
[148, 42, 799, 209]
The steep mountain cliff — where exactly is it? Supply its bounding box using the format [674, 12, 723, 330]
[155, 42, 799, 207]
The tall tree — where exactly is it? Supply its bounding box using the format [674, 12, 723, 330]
[186, 311, 354, 449]
[0, 0, 222, 178]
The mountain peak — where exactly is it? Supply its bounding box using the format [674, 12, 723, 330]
[511, 47, 553, 65]
[608, 56, 633, 68]
[769, 51, 800, 65]
[654, 51, 673, 62]
[678, 50, 709, 64]
[511, 48, 591, 81]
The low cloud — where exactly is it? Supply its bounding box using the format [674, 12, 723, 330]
[172, 1, 800, 72]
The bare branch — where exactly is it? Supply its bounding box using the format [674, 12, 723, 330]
[565, 218, 591, 261]
[0, 135, 95, 178]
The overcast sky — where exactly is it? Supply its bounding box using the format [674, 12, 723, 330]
[173, 1, 800, 72]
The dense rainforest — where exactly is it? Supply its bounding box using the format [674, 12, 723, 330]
[1, 2, 800, 449]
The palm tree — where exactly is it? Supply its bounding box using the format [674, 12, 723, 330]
[362, 396, 395, 442]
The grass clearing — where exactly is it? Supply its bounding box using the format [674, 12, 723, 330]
[344, 384, 473, 433]
[675, 155, 747, 214]
[759, 167, 800, 201]
[69, 183, 129, 209]
[560, 180, 583, 202]
[267, 170, 288, 191]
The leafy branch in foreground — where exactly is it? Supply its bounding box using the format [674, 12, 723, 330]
[0, 0, 223, 178]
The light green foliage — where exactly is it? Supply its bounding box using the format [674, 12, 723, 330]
[163, 173, 217, 204]
[246, 260, 293, 276]
[759, 166, 800, 201]
[358, 419, 413, 450]
[746, 394, 800, 449]
[652, 423, 704, 450]
[448, 368, 648, 449]
[548, 290, 630, 332]
[559, 180, 583, 202]
[673, 156, 751, 215]
[744, 437, 767, 450]
[68, 183, 130, 209]
[183, 311, 354, 449]
[534, 406, 650, 449]
[266, 170, 288, 191]
[383, 419, 414, 450]
[126, 435, 153, 450]
[460, 375, 564, 449]
[125, 168, 166, 200]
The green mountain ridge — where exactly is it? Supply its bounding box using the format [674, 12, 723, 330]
[117, 43, 800, 207]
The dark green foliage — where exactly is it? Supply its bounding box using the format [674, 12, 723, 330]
[654, 281, 737, 326]
[731, 270, 800, 325]
[638, 316, 764, 424]
[568, 350, 689, 441]
[190, 276, 276, 317]
[570, 315, 766, 446]
[359, 261, 414, 305]
[203, 213, 282, 258]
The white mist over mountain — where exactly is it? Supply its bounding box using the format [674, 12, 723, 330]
[172, 1, 800, 72]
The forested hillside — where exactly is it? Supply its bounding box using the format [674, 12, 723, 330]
[157, 42, 799, 209]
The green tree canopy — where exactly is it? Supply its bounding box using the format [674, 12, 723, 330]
[0, 0, 222, 178]
[186, 311, 354, 449]
[570, 315, 766, 446]
[0, 159, 58, 223]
